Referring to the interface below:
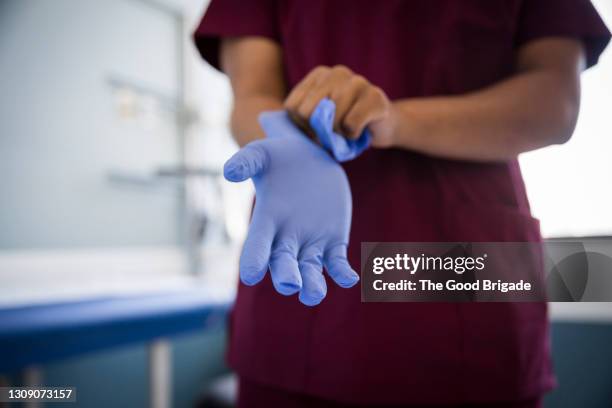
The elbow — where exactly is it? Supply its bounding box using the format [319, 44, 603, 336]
[552, 96, 580, 146]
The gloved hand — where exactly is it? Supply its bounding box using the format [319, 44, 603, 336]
[309, 97, 371, 162]
[224, 110, 360, 306]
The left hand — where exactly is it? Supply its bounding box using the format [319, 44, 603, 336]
[284, 65, 396, 148]
[224, 111, 360, 306]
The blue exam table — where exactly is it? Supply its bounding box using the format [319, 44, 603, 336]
[0, 291, 232, 408]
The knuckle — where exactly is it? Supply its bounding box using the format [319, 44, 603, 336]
[299, 257, 322, 270]
[365, 86, 388, 109]
[350, 74, 367, 87]
[369, 86, 385, 100]
[271, 242, 295, 259]
[368, 85, 382, 96]
[332, 64, 352, 76]
[313, 65, 331, 75]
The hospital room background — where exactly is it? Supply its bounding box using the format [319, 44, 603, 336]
[0, 0, 611, 407]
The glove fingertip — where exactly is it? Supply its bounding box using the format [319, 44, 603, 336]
[239, 264, 267, 286]
[299, 292, 325, 307]
[299, 281, 327, 306]
[331, 265, 360, 288]
[223, 158, 248, 182]
[273, 279, 302, 296]
[337, 271, 360, 288]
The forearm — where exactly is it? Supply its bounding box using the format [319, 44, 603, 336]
[220, 37, 286, 147]
[230, 94, 283, 146]
[389, 38, 584, 162]
[390, 70, 580, 161]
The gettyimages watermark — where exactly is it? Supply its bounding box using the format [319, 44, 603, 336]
[361, 240, 612, 302]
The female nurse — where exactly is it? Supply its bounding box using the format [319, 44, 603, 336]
[193, 1, 610, 407]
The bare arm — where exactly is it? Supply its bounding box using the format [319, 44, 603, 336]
[285, 38, 586, 161]
[390, 38, 586, 160]
[220, 37, 286, 146]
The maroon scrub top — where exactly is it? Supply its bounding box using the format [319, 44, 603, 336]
[194, 0, 611, 405]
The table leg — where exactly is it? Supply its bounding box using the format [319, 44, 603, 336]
[23, 366, 42, 408]
[149, 339, 171, 408]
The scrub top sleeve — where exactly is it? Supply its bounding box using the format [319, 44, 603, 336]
[192, 0, 279, 70]
[515, 0, 611, 68]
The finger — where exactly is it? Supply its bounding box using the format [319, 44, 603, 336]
[330, 75, 368, 132]
[299, 262, 327, 306]
[324, 244, 359, 288]
[343, 87, 388, 139]
[298, 246, 327, 306]
[287, 110, 313, 138]
[239, 215, 275, 286]
[269, 243, 302, 295]
[223, 142, 269, 182]
[296, 66, 353, 121]
[285, 66, 330, 112]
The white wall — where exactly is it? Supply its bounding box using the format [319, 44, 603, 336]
[0, 0, 183, 249]
[181, 0, 253, 245]
[0, 0, 244, 303]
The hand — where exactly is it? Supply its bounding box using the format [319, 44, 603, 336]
[223, 111, 360, 306]
[284, 65, 396, 148]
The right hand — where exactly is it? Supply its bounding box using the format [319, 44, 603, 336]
[284, 65, 397, 148]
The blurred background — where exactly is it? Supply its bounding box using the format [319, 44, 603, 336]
[0, 0, 610, 407]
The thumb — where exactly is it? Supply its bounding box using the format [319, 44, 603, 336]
[223, 142, 269, 182]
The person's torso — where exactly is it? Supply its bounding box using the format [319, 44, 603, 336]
[278, 0, 521, 96]
[228, 1, 553, 404]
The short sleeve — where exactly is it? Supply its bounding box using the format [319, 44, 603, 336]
[515, 0, 611, 68]
[192, 0, 279, 70]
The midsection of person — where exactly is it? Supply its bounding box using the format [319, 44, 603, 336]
[193, 0, 609, 405]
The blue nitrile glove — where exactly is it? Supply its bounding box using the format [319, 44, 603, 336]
[309, 97, 371, 162]
[223, 111, 360, 306]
